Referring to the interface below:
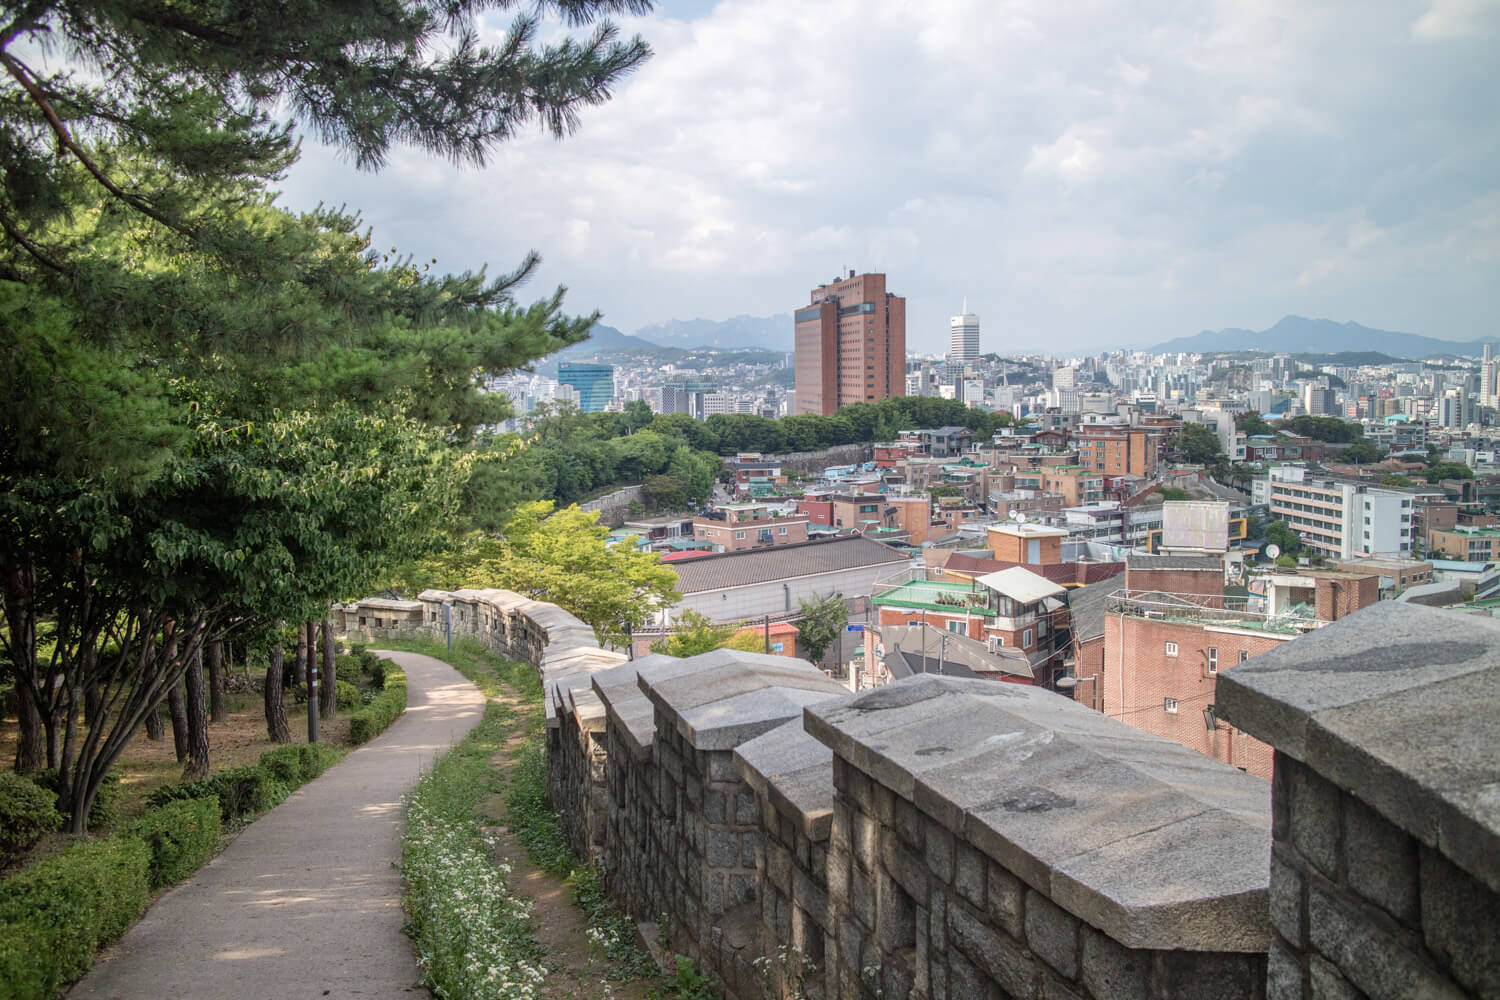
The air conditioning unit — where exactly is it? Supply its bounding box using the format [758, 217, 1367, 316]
[1145, 610, 1166, 620]
[987, 638, 1003, 654]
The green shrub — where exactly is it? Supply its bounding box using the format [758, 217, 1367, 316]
[335, 679, 360, 709]
[0, 773, 62, 868]
[0, 836, 150, 995]
[364, 654, 386, 690]
[258, 743, 340, 786]
[347, 664, 406, 745]
[257, 744, 304, 784]
[147, 765, 288, 825]
[124, 797, 221, 889]
[30, 766, 123, 831]
[0, 920, 52, 1000]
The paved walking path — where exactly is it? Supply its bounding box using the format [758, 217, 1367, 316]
[71, 650, 485, 999]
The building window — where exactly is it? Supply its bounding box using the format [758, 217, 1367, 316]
[1164, 697, 1179, 713]
[946, 620, 965, 634]
[1239, 649, 1249, 664]
[735, 531, 746, 539]
[1165, 641, 1178, 657]
[778, 527, 787, 535]
[1207, 647, 1218, 674]
[1022, 628, 1033, 647]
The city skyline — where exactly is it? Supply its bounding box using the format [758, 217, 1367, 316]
[275, 1, 1499, 354]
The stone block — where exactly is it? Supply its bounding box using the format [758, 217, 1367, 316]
[955, 841, 985, 911]
[1267, 936, 1304, 1000]
[1419, 844, 1500, 997]
[1287, 758, 1342, 881]
[1079, 927, 1147, 1000]
[1343, 794, 1417, 926]
[896, 794, 924, 847]
[987, 862, 1025, 940]
[924, 815, 956, 885]
[1270, 847, 1306, 947]
[1152, 951, 1264, 1000]
[882, 836, 931, 904]
[947, 946, 986, 1000]
[948, 899, 1041, 1000]
[1308, 955, 1362, 1000]
[850, 865, 874, 928]
[852, 808, 878, 873]
[1023, 889, 1080, 981]
[737, 789, 759, 825]
[876, 869, 916, 953]
[705, 788, 727, 824]
[1307, 882, 1465, 1000]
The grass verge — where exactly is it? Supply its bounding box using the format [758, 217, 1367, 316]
[388, 637, 666, 993]
[402, 695, 546, 999]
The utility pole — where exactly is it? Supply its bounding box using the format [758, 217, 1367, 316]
[764, 614, 771, 654]
[305, 621, 319, 743]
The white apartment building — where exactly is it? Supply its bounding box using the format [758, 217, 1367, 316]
[1260, 466, 1414, 559]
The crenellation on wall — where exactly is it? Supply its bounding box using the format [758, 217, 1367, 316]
[333, 586, 1500, 1000]
[1218, 601, 1500, 1000]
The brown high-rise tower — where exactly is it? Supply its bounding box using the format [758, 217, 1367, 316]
[793, 270, 906, 416]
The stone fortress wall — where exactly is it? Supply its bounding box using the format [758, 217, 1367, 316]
[341, 592, 1500, 1000]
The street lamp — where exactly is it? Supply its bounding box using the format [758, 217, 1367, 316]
[1056, 674, 1099, 712]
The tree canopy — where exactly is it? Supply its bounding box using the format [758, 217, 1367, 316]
[0, 0, 657, 827]
[797, 593, 849, 668]
[1172, 422, 1224, 465]
[1277, 415, 1363, 443]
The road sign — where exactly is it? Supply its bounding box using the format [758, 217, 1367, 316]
[845, 623, 864, 632]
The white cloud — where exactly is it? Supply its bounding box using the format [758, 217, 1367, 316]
[1413, 0, 1500, 39]
[276, 0, 1500, 351]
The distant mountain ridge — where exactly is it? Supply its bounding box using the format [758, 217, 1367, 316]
[559, 323, 663, 356]
[1153, 316, 1497, 359]
[634, 313, 793, 351]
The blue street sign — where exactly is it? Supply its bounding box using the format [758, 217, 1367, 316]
[845, 624, 864, 632]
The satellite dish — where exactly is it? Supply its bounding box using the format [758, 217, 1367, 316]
[1266, 544, 1281, 560]
[1014, 512, 1028, 523]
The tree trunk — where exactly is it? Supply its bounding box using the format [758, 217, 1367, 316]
[167, 681, 189, 763]
[264, 643, 291, 743]
[83, 681, 102, 730]
[240, 643, 252, 690]
[318, 619, 337, 717]
[183, 641, 211, 780]
[12, 687, 43, 774]
[208, 638, 228, 724]
[144, 704, 164, 741]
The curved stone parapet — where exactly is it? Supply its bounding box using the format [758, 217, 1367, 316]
[338, 590, 1500, 999]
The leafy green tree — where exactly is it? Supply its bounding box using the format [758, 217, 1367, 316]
[1172, 423, 1224, 464]
[0, 1, 658, 814]
[1381, 474, 1416, 487]
[1424, 462, 1475, 483]
[797, 593, 849, 669]
[1236, 411, 1276, 437]
[1265, 520, 1303, 557]
[404, 503, 680, 647]
[652, 610, 763, 657]
[1278, 415, 1362, 443]
[1340, 441, 1384, 465]
[622, 399, 655, 433]
[1158, 487, 1190, 501]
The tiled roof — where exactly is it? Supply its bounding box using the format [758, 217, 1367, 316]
[669, 536, 912, 593]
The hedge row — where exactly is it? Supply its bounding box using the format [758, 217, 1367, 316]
[0, 836, 150, 1000]
[123, 797, 222, 890]
[0, 774, 62, 868]
[148, 743, 341, 826]
[347, 663, 406, 745]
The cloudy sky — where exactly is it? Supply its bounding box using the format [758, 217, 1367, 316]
[277, 0, 1500, 353]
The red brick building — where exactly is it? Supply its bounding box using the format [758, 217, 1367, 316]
[793, 270, 906, 415]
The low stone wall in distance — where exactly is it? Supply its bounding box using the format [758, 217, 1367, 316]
[335, 590, 1500, 1000]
